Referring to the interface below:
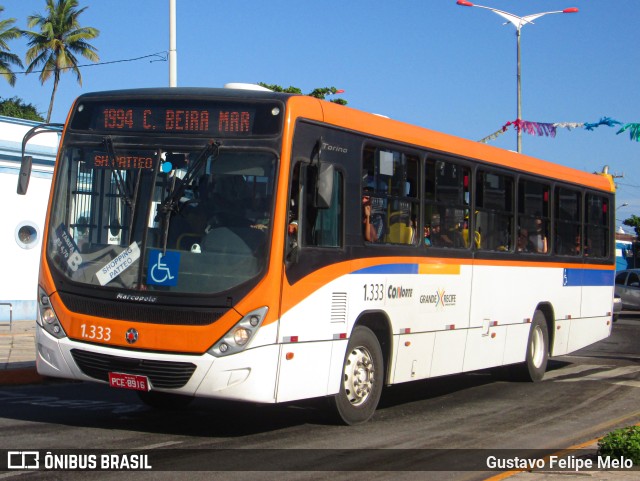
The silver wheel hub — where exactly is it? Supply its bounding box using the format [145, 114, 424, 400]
[343, 346, 375, 406]
[530, 325, 545, 368]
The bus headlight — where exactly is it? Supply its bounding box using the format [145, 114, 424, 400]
[37, 287, 67, 339]
[208, 307, 267, 357]
[233, 328, 250, 346]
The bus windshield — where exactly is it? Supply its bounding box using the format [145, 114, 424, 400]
[47, 139, 277, 295]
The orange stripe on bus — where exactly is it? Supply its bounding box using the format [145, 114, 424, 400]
[418, 263, 461, 275]
[280, 256, 613, 318]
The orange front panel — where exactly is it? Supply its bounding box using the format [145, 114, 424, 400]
[50, 292, 242, 354]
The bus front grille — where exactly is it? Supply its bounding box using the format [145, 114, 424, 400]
[58, 291, 225, 326]
[70, 349, 197, 389]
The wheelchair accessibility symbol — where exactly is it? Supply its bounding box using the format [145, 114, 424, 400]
[147, 250, 180, 286]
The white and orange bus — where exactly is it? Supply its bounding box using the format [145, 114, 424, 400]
[19, 86, 616, 424]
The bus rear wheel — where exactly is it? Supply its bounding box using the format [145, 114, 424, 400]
[330, 326, 383, 425]
[512, 310, 549, 382]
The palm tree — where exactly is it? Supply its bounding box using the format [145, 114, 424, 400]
[0, 5, 24, 86]
[23, 0, 99, 122]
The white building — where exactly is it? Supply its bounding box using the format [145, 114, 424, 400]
[0, 116, 60, 321]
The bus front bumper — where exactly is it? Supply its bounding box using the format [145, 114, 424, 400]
[35, 323, 280, 403]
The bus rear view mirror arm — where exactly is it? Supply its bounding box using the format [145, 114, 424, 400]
[17, 123, 64, 195]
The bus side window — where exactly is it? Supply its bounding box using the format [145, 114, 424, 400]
[476, 170, 514, 252]
[517, 180, 550, 254]
[362, 146, 419, 245]
[585, 193, 609, 258]
[425, 158, 471, 249]
[555, 187, 582, 256]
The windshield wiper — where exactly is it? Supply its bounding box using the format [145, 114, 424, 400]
[158, 140, 221, 253]
[103, 137, 134, 209]
[103, 136, 143, 245]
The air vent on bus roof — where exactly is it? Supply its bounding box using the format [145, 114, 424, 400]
[224, 83, 272, 91]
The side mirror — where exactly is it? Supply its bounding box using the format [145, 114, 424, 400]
[17, 122, 64, 195]
[17, 156, 33, 195]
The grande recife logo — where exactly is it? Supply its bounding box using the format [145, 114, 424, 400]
[420, 288, 457, 308]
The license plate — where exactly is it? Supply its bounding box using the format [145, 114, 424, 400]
[108, 372, 150, 391]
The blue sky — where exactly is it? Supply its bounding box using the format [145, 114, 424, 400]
[3, 1, 639, 231]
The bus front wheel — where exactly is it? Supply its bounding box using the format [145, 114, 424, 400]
[330, 326, 383, 425]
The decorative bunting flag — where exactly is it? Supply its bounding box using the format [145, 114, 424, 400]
[553, 122, 585, 131]
[583, 117, 622, 131]
[479, 117, 640, 143]
[478, 127, 508, 143]
[503, 120, 557, 137]
[617, 123, 640, 142]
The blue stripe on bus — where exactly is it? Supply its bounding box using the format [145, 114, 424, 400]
[563, 268, 614, 287]
[352, 264, 419, 275]
[352, 264, 614, 287]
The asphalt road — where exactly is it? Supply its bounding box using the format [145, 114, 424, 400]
[0, 314, 638, 480]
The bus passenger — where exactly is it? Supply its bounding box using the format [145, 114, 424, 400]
[462, 223, 481, 249]
[517, 228, 532, 252]
[529, 219, 548, 253]
[573, 234, 582, 256]
[430, 218, 453, 247]
[362, 196, 378, 242]
[288, 219, 298, 249]
[424, 225, 432, 246]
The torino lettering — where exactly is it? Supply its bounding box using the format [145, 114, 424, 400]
[387, 285, 413, 299]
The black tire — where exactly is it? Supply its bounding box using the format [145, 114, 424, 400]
[511, 310, 549, 382]
[137, 390, 194, 410]
[329, 326, 384, 425]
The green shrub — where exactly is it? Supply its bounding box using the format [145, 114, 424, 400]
[598, 426, 640, 465]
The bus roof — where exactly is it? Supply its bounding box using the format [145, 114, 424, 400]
[70, 87, 614, 193]
[73, 87, 296, 103]
[289, 95, 615, 194]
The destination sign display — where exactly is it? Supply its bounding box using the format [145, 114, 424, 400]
[96, 106, 255, 135]
[70, 98, 284, 137]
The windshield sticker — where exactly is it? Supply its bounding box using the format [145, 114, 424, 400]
[146, 249, 180, 286]
[96, 242, 141, 286]
[53, 224, 83, 272]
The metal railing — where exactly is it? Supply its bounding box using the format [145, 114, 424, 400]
[0, 302, 13, 327]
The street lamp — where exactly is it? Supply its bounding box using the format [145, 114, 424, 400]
[169, 0, 177, 87]
[456, 1, 578, 153]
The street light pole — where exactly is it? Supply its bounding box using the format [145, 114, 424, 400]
[517, 26, 521, 153]
[169, 0, 177, 87]
[456, 1, 578, 153]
